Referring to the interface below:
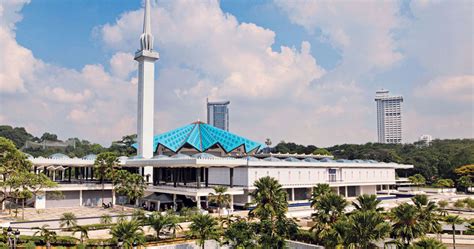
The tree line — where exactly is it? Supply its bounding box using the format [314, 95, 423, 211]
[275, 139, 474, 182]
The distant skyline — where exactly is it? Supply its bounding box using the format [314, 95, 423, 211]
[0, 0, 473, 147]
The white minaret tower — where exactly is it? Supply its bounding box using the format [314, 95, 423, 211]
[135, 0, 158, 180]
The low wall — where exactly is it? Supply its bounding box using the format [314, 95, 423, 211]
[398, 187, 456, 193]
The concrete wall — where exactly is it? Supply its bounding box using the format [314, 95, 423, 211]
[82, 190, 112, 207]
[45, 190, 80, 208]
[360, 185, 377, 195]
[246, 167, 395, 188]
[208, 167, 248, 186]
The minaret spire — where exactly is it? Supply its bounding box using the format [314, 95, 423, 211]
[134, 0, 159, 181]
[140, 0, 154, 51]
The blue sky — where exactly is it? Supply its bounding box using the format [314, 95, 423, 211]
[1, 0, 472, 146]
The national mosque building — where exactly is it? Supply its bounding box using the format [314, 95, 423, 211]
[26, 0, 412, 210]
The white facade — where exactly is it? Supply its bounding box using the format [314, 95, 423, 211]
[419, 134, 433, 145]
[375, 89, 403, 144]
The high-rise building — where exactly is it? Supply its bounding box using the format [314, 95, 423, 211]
[375, 89, 403, 144]
[207, 99, 230, 131]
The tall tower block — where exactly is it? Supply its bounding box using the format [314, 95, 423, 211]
[135, 0, 158, 164]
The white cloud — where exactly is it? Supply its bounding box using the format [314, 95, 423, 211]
[404, 0, 473, 76]
[110, 52, 136, 79]
[415, 75, 474, 103]
[275, 0, 403, 71]
[1, 0, 471, 146]
[0, 0, 137, 144]
[43, 87, 92, 103]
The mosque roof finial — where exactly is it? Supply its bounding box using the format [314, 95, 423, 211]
[140, 0, 154, 51]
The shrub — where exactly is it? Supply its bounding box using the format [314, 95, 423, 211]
[438, 200, 449, 209]
[100, 214, 112, 224]
[77, 244, 86, 249]
[463, 198, 474, 209]
[454, 199, 465, 209]
[23, 241, 36, 249]
[0, 242, 7, 249]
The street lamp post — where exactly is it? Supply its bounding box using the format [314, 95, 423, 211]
[13, 230, 20, 249]
[6, 227, 12, 249]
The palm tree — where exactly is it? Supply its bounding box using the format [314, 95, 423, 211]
[33, 225, 57, 249]
[353, 194, 383, 212]
[110, 220, 145, 248]
[311, 192, 347, 243]
[410, 237, 446, 249]
[310, 183, 332, 208]
[445, 215, 464, 249]
[94, 152, 118, 205]
[409, 174, 426, 191]
[188, 213, 220, 249]
[167, 214, 182, 238]
[144, 212, 181, 240]
[457, 176, 472, 194]
[208, 186, 231, 218]
[59, 212, 77, 229]
[344, 210, 391, 248]
[412, 194, 443, 234]
[100, 214, 112, 225]
[390, 203, 426, 247]
[72, 225, 89, 245]
[249, 176, 288, 221]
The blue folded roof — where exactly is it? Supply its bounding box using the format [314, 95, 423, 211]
[133, 121, 263, 154]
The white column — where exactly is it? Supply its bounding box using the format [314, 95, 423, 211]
[230, 195, 234, 211]
[112, 189, 116, 205]
[79, 189, 83, 207]
[291, 188, 295, 202]
[345, 186, 348, 197]
[173, 194, 177, 211]
[196, 196, 201, 209]
[52, 170, 56, 181]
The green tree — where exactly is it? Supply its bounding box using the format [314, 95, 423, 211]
[248, 176, 291, 248]
[72, 225, 89, 244]
[411, 194, 443, 234]
[113, 170, 145, 209]
[59, 212, 78, 229]
[188, 214, 220, 249]
[340, 210, 391, 249]
[0, 138, 31, 210]
[390, 203, 426, 247]
[410, 237, 446, 249]
[33, 225, 57, 249]
[249, 176, 288, 221]
[311, 192, 347, 244]
[100, 214, 112, 224]
[352, 194, 383, 212]
[110, 220, 145, 248]
[312, 148, 332, 156]
[223, 219, 257, 248]
[0, 125, 33, 148]
[445, 215, 464, 249]
[436, 178, 454, 188]
[458, 175, 472, 193]
[94, 152, 119, 205]
[208, 186, 231, 218]
[310, 183, 332, 207]
[409, 174, 426, 190]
